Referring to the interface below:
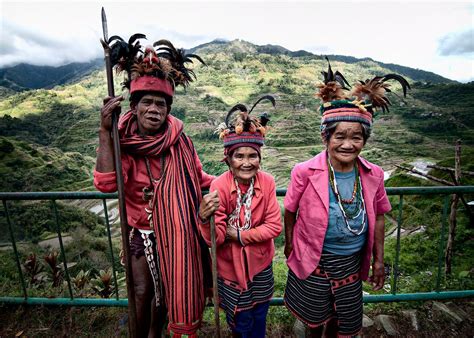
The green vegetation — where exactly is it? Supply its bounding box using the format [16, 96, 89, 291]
[0, 137, 95, 192]
[0, 200, 105, 243]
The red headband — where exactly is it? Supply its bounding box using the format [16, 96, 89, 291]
[130, 75, 174, 98]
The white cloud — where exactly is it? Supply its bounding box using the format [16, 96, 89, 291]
[438, 29, 474, 56]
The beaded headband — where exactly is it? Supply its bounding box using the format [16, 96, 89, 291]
[316, 57, 411, 129]
[216, 95, 275, 156]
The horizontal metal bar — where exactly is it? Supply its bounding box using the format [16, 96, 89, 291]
[0, 297, 128, 307]
[0, 191, 117, 200]
[384, 186, 474, 195]
[277, 186, 474, 197]
[1, 186, 473, 201]
[269, 290, 474, 305]
[361, 290, 474, 303]
[2, 290, 473, 308]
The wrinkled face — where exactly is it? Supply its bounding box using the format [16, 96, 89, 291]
[134, 94, 168, 135]
[229, 147, 260, 184]
[324, 121, 365, 171]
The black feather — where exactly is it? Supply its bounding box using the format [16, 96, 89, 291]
[334, 71, 351, 89]
[381, 74, 411, 97]
[153, 39, 176, 50]
[108, 35, 125, 43]
[325, 56, 334, 83]
[248, 95, 276, 114]
[185, 53, 207, 66]
[259, 112, 270, 127]
[321, 57, 351, 90]
[225, 104, 248, 127]
[128, 33, 146, 45]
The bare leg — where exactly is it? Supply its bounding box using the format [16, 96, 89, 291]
[323, 318, 338, 338]
[131, 255, 153, 338]
[149, 295, 167, 338]
[308, 325, 324, 338]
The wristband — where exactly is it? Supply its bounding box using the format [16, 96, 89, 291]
[237, 228, 245, 246]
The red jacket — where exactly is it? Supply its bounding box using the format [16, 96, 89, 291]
[199, 170, 282, 290]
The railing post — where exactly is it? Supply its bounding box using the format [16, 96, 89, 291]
[436, 195, 450, 291]
[51, 200, 74, 299]
[103, 199, 119, 300]
[2, 200, 28, 300]
[392, 195, 404, 295]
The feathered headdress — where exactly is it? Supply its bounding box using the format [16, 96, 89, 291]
[315, 57, 351, 103]
[316, 57, 411, 126]
[216, 95, 275, 156]
[107, 34, 205, 98]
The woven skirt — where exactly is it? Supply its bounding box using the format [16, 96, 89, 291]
[284, 252, 363, 336]
[218, 264, 274, 327]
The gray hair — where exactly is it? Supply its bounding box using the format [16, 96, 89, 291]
[321, 121, 372, 144]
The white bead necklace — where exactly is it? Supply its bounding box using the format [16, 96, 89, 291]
[327, 157, 367, 235]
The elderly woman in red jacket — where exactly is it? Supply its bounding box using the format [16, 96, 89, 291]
[199, 96, 282, 338]
[284, 60, 410, 337]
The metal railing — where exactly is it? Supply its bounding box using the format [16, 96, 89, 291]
[1, 186, 473, 307]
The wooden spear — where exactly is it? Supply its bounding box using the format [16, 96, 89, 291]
[210, 216, 221, 337]
[100, 8, 137, 337]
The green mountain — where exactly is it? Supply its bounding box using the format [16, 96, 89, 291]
[190, 39, 454, 84]
[0, 59, 103, 93]
[0, 39, 473, 191]
[1, 39, 453, 96]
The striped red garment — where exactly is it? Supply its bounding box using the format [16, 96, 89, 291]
[119, 112, 209, 335]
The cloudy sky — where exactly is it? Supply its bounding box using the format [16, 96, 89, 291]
[1, 0, 473, 82]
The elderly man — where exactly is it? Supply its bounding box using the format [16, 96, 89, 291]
[94, 40, 214, 337]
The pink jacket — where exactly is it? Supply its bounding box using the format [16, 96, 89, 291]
[284, 151, 391, 281]
[199, 170, 282, 290]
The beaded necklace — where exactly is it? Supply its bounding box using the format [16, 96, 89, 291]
[228, 177, 254, 231]
[327, 156, 367, 235]
[143, 156, 164, 229]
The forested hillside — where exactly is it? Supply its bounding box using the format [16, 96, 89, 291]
[0, 39, 472, 191]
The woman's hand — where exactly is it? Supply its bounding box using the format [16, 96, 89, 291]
[368, 260, 385, 291]
[225, 226, 238, 241]
[370, 214, 386, 291]
[198, 190, 219, 222]
[100, 96, 123, 132]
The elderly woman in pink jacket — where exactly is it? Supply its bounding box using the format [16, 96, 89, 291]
[283, 60, 410, 337]
[199, 96, 282, 338]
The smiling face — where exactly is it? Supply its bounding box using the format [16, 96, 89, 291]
[228, 147, 261, 184]
[323, 121, 365, 172]
[134, 94, 169, 135]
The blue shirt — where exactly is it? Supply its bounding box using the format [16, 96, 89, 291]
[323, 169, 367, 255]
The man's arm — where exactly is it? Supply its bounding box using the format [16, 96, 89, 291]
[95, 95, 123, 173]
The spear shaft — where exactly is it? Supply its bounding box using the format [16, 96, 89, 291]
[100, 8, 137, 337]
[210, 216, 221, 337]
